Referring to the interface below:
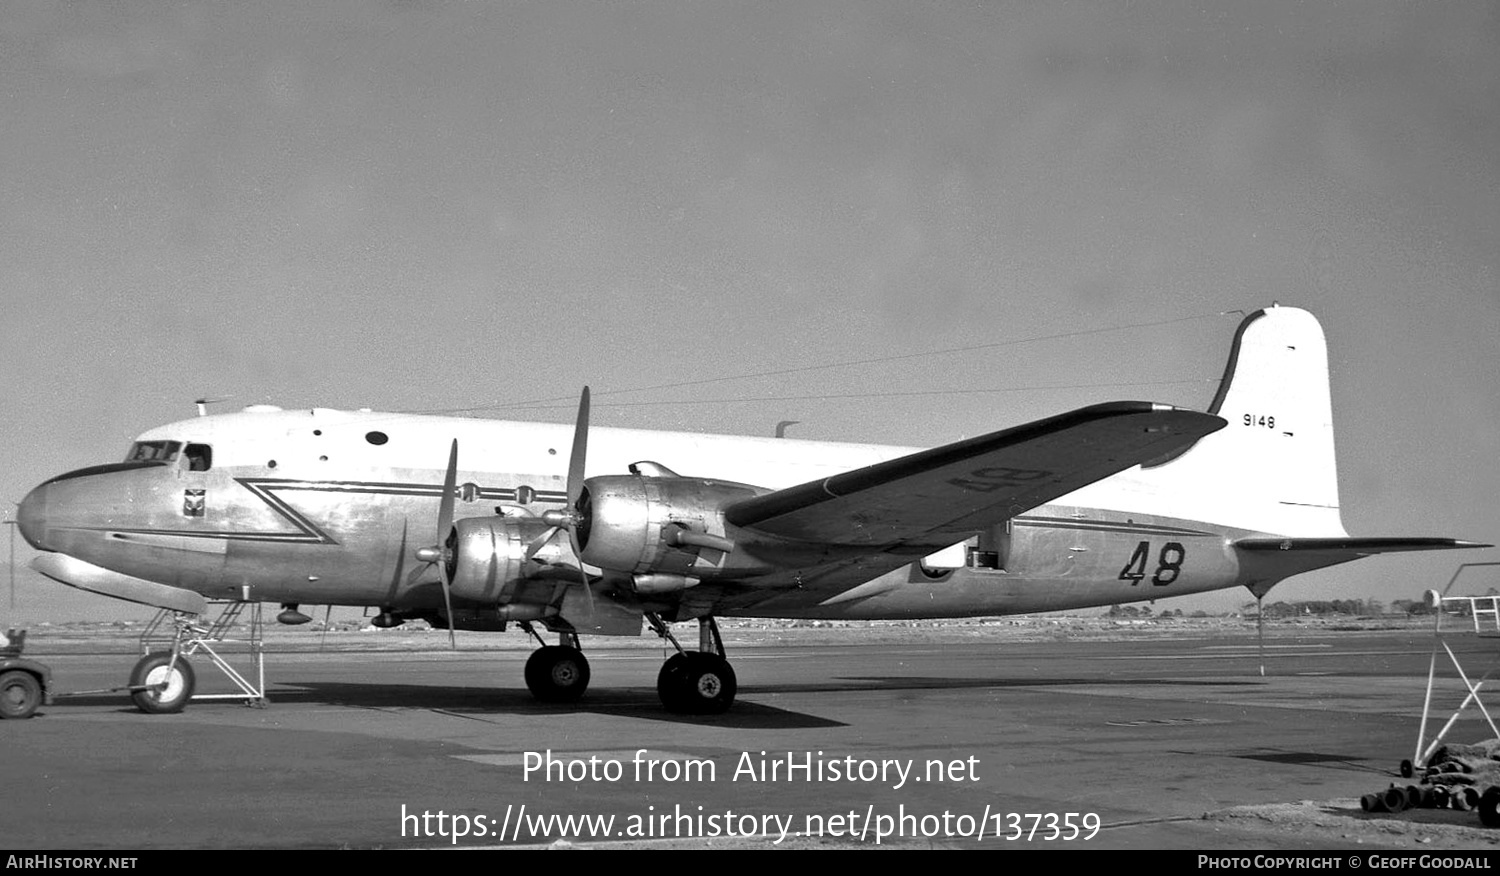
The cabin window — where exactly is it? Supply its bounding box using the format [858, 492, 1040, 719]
[125, 440, 182, 463]
[184, 444, 213, 472]
[365, 431, 389, 446]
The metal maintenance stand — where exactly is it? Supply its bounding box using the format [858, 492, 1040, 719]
[1404, 563, 1500, 777]
[140, 600, 269, 707]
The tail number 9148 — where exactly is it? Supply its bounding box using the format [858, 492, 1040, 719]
[1118, 541, 1186, 586]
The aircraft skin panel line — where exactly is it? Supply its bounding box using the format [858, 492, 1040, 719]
[13, 304, 1488, 713]
[1012, 515, 1218, 538]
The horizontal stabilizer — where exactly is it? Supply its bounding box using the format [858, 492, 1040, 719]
[1235, 537, 1491, 556]
[1232, 537, 1490, 599]
[31, 553, 208, 615]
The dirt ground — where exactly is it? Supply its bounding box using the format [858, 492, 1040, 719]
[1205, 799, 1500, 849]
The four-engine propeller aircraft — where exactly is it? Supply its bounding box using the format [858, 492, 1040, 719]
[15, 306, 1486, 713]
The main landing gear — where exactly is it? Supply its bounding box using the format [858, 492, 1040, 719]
[520, 624, 591, 703]
[649, 614, 736, 715]
[514, 616, 737, 714]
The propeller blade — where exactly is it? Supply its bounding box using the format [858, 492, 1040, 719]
[567, 388, 595, 617]
[567, 387, 589, 509]
[522, 525, 561, 562]
[438, 439, 458, 650]
[578, 564, 596, 615]
[564, 387, 590, 561]
[438, 440, 458, 545]
[319, 604, 332, 653]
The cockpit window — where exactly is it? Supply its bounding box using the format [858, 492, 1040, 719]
[185, 444, 213, 472]
[125, 440, 182, 463]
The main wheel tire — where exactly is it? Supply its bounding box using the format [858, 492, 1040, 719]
[660, 652, 736, 715]
[129, 652, 195, 714]
[524, 646, 590, 703]
[656, 653, 690, 712]
[1479, 788, 1500, 828]
[0, 670, 42, 720]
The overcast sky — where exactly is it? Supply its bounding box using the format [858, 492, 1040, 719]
[1, 2, 1496, 621]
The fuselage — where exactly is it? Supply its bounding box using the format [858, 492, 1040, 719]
[18, 405, 1259, 628]
[16, 307, 1478, 715]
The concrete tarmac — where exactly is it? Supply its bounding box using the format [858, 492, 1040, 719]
[6, 625, 1500, 849]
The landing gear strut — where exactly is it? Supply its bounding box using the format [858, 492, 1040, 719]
[521, 624, 590, 703]
[650, 615, 737, 714]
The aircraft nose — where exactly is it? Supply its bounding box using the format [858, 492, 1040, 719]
[16, 482, 49, 551]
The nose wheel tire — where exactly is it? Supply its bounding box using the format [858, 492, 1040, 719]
[0, 670, 42, 720]
[657, 651, 736, 714]
[524, 645, 591, 703]
[129, 652, 196, 714]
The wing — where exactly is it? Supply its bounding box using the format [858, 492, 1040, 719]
[727, 402, 1225, 553]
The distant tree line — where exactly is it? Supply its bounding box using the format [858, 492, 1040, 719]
[1251, 599, 1385, 618]
[1106, 605, 1201, 618]
[1106, 592, 1500, 619]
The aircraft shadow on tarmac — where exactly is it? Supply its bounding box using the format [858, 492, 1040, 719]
[48, 682, 848, 729]
[1211, 748, 1385, 775]
[51, 673, 1259, 727]
[761, 675, 1267, 693]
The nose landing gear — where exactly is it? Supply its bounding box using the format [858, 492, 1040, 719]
[128, 651, 196, 714]
[124, 602, 268, 713]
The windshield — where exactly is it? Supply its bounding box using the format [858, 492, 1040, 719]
[125, 440, 182, 463]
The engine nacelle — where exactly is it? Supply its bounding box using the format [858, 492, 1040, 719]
[577, 475, 769, 578]
[446, 516, 560, 603]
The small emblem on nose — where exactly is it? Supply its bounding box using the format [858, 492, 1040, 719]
[183, 490, 206, 518]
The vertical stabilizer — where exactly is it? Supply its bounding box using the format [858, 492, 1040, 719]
[1136, 305, 1347, 536]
